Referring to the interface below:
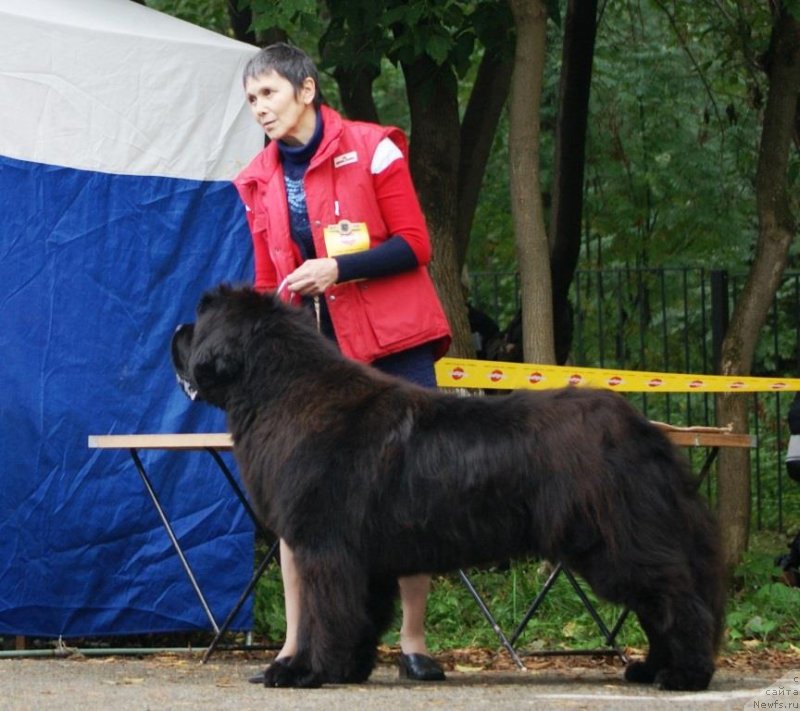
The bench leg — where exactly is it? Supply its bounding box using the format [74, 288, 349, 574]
[129, 448, 220, 634]
[458, 569, 526, 669]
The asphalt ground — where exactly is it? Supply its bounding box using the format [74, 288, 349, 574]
[1, 653, 796, 711]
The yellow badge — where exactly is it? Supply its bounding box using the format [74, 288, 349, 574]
[323, 220, 370, 257]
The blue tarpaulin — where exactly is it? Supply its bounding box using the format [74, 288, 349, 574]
[0, 0, 264, 637]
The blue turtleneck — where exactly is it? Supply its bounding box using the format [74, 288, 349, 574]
[277, 109, 417, 286]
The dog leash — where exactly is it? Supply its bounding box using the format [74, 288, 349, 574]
[276, 277, 322, 331]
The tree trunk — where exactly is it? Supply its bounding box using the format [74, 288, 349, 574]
[716, 6, 800, 571]
[320, 3, 381, 123]
[549, 0, 598, 364]
[334, 64, 380, 123]
[402, 56, 474, 358]
[456, 47, 514, 271]
[508, 0, 555, 364]
[227, 1, 257, 45]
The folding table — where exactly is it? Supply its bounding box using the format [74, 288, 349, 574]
[88, 433, 277, 662]
[90, 424, 755, 668]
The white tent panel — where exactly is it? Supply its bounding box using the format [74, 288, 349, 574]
[0, 0, 263, 180]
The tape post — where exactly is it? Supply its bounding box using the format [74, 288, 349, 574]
[434, 358, 800, 393]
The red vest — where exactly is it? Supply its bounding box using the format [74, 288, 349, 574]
[234, 105, 451, 363]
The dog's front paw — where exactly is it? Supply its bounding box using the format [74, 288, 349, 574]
[655, 667, 713, 692]
[262, 657, 323, 688]
[262, 657, 294, 687]
[624, 660, 658, 684]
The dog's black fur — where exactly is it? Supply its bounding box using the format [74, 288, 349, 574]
[172, 284, 725, 691]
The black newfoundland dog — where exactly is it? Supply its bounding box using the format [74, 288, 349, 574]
[171, 284, 725, 691]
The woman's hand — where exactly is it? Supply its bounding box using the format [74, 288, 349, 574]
[286, 258, 339, 296]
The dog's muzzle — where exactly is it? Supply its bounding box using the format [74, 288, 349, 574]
[175, 372, 198, 401]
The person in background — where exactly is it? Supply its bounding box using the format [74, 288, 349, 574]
[776, 393, 800, 587]
[786, 392, 800, 483]
[233, 42, 452, 685]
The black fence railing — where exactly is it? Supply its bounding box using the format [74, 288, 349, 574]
[467, 268, 800, 533]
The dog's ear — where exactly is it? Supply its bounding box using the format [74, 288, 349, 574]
[171, 324, 194, 375]
[191, 337, 243, 394]
[171, 324, 199, 400]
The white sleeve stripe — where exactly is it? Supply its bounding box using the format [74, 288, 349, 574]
[371, 137, 403, 174]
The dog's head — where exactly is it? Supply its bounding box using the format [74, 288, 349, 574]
[172, 283, 340, 409]
[171, 284, 274, 409]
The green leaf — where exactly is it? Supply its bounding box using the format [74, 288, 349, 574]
[545, 0, 561, 27]
[425, 30, 454, 64]
[785, 0, 800, 21]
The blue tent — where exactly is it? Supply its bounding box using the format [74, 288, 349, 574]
[0, 0, 265, 637]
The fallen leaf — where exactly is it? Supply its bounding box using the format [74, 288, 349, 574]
[454, 664, 484, 672]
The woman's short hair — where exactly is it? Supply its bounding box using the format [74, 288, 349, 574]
[243, 42, 322, 108]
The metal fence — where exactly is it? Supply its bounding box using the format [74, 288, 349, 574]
[468, 268, 800, 533]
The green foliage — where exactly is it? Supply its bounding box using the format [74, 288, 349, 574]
[149, 0, 787, 279]
[544, 0, 561, 27]
[465, 15, 560, 292]
[144, 0, 231, 35]
[316, 0, 513, 85]
[582, 2, 763, 270]
[247, 0, 320, 35]
[251, 543, 287, 641]
[417, 564, 646, 653]
[250, 533, 800, 653]
[726, 532, 800, 650]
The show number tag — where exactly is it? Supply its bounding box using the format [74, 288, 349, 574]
[323, 220, 370, 257]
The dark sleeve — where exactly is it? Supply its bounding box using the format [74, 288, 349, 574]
[334, 234, 418, 283]
[788, 392, 800, 434]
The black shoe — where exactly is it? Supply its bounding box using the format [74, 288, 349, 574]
[397, 653, 446, 681]
[248, 656, 292, 684]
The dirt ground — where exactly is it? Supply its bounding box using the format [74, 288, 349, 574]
[2, 646, 798, 711]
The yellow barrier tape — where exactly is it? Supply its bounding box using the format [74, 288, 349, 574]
[434, 358, 800, 393]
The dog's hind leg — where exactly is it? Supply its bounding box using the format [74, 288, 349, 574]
[624, 614, 671, 685]
[646, 514, 724, 691]
[658, 595, 717, 691]
[573, 561, 679, 686]
[575, 551, 717, 691]
[628, 591, 716, 691]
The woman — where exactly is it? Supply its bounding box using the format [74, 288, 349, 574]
[233, 42, 452, 684]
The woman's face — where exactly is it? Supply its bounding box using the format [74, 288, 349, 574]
[245, 70, 316, 145]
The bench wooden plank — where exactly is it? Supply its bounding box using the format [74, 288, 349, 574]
[662, 430, 755, 448]
[88, 427, 755, 452]
[88, 433, 233, 450]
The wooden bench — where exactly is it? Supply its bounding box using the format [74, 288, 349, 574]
[89, 422, 755, 666]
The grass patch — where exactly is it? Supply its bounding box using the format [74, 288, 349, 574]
[252, 530, 800, 654]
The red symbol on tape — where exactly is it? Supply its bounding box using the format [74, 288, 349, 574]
[529, 372, 543, 384]
[451, 367, 465, 381]
[648, 378, 663, 388]
[608, 375, 622, 387]
[772, 382, 787, 390]
[689, 380, 704, 388]
[490, 369, 504, 383]
[569, 374, 583, 385]
[729, 381, 745, 389]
